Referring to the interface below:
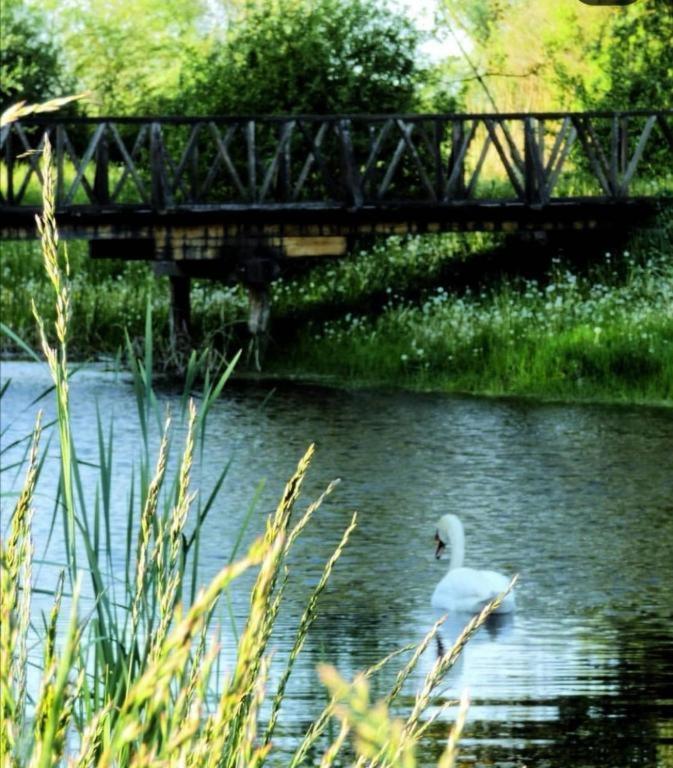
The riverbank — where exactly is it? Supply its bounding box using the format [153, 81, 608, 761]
[2, 221, 672, 406]
[265, 247, 673, 406]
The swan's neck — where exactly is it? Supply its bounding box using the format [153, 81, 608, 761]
[447, 518, 464, 571]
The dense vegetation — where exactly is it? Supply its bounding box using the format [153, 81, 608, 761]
[4, 218, 672, 403]
[10, 0, 427, 115]
[0, 0, 72, 105]
[1, 0, 672, 405]
[3, 0, 672, 115]
[271, 232, 673, 404]
[438, 0, 673, 111]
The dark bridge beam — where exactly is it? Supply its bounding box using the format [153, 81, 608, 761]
[0, 197, 660, 238]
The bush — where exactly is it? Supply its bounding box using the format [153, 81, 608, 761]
[178, 0, 423, 115]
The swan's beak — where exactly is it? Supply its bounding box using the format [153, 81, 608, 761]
[434, 532, 445, 560]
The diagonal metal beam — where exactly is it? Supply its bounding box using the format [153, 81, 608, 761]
[444, 119, 477, 200]
[465, 131, 492, 199]
[619, 115, 656, 195]
[14, 124, 48, 202]
[572, 116, 612, 196]
[260, 120, 296, 203]
[293, 121, 335, 200]
[546, 124, 577, 198]
[209, 122, 246, 198]
[361, 118, 393, 193]
[394, 119, 436, 201]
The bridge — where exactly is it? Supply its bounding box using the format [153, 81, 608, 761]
[2, 110, 671, 333]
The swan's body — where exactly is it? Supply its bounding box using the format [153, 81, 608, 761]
[431, 514, 515, 614]
[432, 567, 514, 614]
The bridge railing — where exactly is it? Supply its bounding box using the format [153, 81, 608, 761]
[1, 111, 672, 210]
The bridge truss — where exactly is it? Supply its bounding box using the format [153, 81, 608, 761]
[2, 111, 671, 333]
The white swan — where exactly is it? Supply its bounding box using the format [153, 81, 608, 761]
[431, 514, 515, 614]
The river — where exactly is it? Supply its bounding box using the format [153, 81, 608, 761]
[1, 361, 672, 767]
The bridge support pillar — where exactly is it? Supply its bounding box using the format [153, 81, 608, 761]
[247, 286, 270, 336]
[241, 250, 279, 337]
[240, 249, 279, 369]
[169, 275, 191, 347]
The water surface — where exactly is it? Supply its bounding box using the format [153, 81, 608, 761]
[2, 361, 672, 767]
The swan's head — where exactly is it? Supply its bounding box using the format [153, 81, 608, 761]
[434, 514, 463, 560]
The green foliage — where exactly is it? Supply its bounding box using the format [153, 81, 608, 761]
[178, 0, 422, 115]
[38, 0, 423, 116]
[271, 233, 498, 318]
[50, 0, 216, 114]
[2, 0, 672, 118]
[581, 0, 673, 109]
[0, 240, 248, 360]
[0, 0, 71, 106]
[268, 240, 673, 405]
[1, 233, 498, 360]
[5, 0, 670, 116]
[4, 225, 673, 404]
[438, 0, 672, 111]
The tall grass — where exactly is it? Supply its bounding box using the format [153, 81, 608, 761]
[0, 117, 512, 766]
[271, 241, 673, 404]
[0, 240, 246, 361]
[4, 222, 672, 404]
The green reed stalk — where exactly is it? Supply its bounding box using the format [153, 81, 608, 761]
[1, 413, 42, 756]
[32, 138, 77, 578]
[265, 511, 357, 746]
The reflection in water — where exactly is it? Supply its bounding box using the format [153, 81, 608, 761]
[1, 362, 672, 767]
[433, 612, 515, 684]
[436, 611, 515, 653]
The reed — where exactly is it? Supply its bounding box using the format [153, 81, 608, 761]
[0, 95, 88, 128]
[0, 105, 513, 767]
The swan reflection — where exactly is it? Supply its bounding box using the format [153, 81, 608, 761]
[426, 609, 517, 696]
[435, 609, 515, 658]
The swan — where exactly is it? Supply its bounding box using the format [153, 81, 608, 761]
[431, 514, 515, 614]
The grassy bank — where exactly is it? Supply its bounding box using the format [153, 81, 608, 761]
[267, 241, 673, 404]
[0, 239, 246, 361]
[0, 232, 494, 359]
[262, 210, 673, 405]
[2, 217, 672, 404]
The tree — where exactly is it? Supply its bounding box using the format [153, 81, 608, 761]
[50, 0, 216, 114]
[0, 0, 71, 107]
[435, 0, 672, 112]
[579, 0, 673, 110]
[436, 0, 607, 112]
[43, 0, 423, 116]
[178, 0, 423, 115]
